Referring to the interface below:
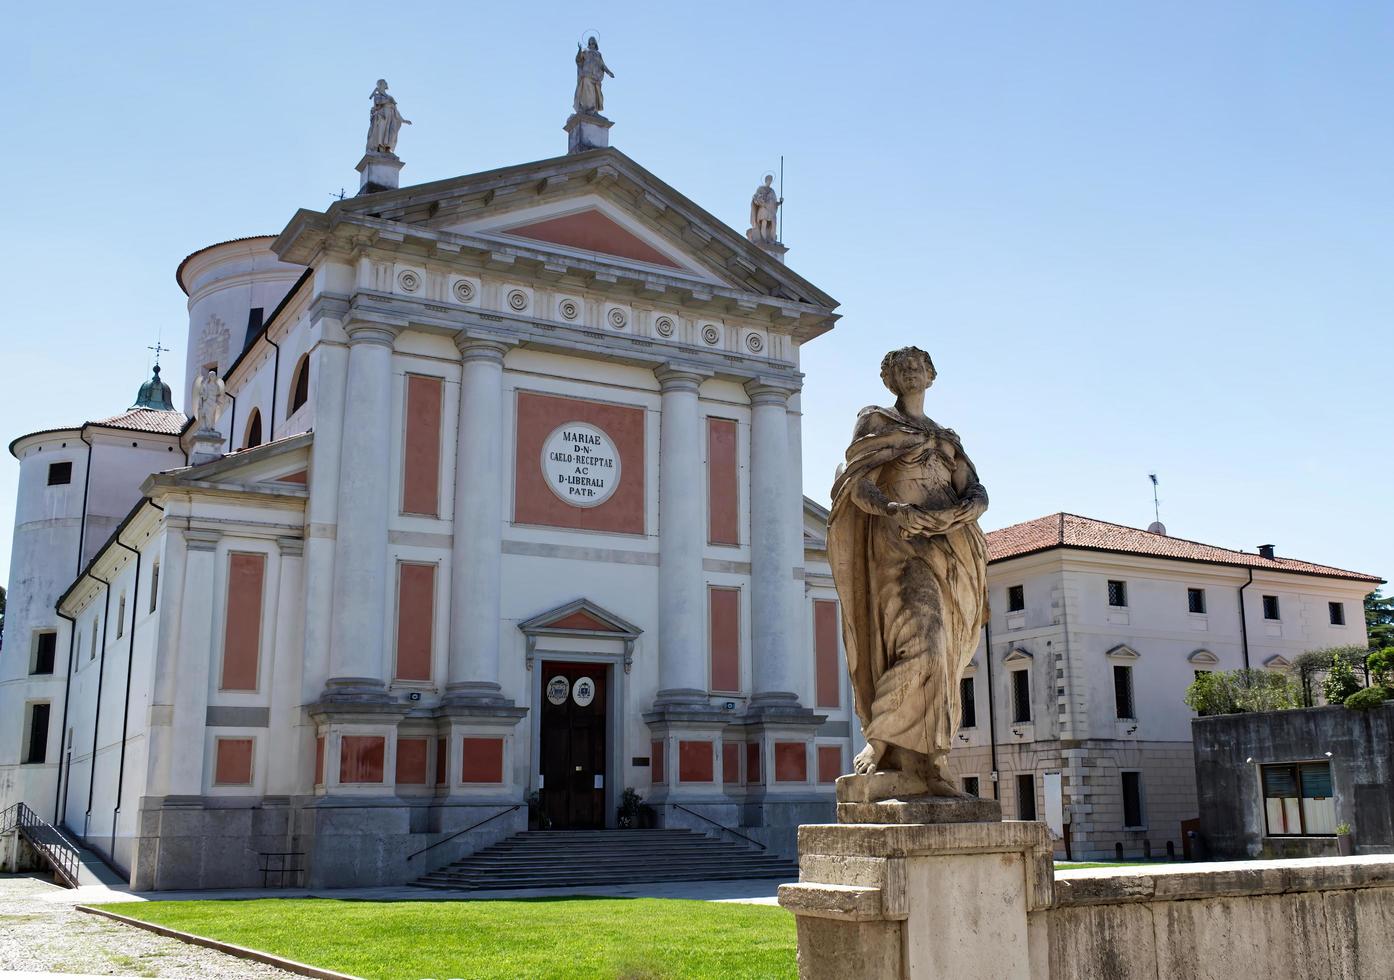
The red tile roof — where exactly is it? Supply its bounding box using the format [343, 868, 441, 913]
[986, 512, 1382, 584]
[90, 408, 189, 436]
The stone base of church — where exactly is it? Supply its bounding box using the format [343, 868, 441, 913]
[129, 795, 526, 890]
[778, 820, 1053, 980]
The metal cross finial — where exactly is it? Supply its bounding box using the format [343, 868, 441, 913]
[148, 339, 170, 365]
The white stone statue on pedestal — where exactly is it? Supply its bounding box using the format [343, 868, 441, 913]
[192, 368, 226, 435]
[574, 38, 614, 116]
[366, 79, 411, 155]
[748, 175, 781, 245]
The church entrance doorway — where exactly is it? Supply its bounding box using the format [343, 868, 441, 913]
[538, 661, 608, 829]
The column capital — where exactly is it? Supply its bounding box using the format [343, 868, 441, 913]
[654, 363, 711, 393]
[183, 528, 222, 552]
[454, 334, 513, 363]
[343, 321, 399, 348]
[744, 377, 800, 406]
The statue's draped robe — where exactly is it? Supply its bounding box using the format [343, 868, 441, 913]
[750, 186, 778, 241]
[828, 407, 989, 760]
[367, 94, 405, 154]
[574, 51, 608, 113]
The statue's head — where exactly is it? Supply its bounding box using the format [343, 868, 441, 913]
[376, 78, 388, 90]
[880, 346, 936, 396]
[587, 37, 599, 50]
[763, 175, 774, 187]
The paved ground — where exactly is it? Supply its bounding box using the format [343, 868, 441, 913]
[0, 875, 295, 979]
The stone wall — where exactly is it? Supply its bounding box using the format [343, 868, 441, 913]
[1194, 703, 1394, 859]
[1035, 858, 1394, 980]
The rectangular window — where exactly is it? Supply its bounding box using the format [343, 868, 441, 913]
[1262, 595, 1281, 620]
[959, 676, 977, 728]
[1113, 664, 1135, 719]
[47, 461, 72, 486]
[1122, 771, 1144, 828]
[116, 595, 126, 639]
[1329, 602, 1345, 626]
[709, 586, 741, 693]
[24, 703, 50, 764]
[1262, 762, 1336, 836]
[1007, 585, 1025, 612]
[149, 563, 160, 613]
[963, 776, 980, 798]
[1011, 669, 1032, 723]
[706, 417, 739, 546]
[220, 552, 266, 691]
[813, 600, 840, 708]
[394, 562, 436, 682]
[401, 374, 443, 517]
[1107, 580, 1128, 607]
[31, 632, 57, 675]
[1017, 773, 1036, 820]
[1188, 588, 1206, 614]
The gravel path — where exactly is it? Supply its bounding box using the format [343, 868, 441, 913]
[0, 875, 298, 979]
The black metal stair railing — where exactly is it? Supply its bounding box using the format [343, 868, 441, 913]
[0, 802, 82, 888]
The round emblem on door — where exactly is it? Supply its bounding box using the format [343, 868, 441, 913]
[546, 676, 570, 705]
[572, 676, 596, 707]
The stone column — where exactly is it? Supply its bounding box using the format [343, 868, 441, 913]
[654, 366, 710, 705]
[323, 321, 396, 703]
[166, 528, 220, 797]
[445, 337, 512, 704]
[302, 340, 348, 702]
[745, 379, 802, 705]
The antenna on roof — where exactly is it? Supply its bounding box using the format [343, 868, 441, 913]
[1147, 473, 1166, 535]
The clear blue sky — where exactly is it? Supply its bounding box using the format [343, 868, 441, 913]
[5, 1, 1391, 590]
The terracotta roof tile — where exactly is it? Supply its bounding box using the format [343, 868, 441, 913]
[89, 408, 189, 436]
[985, 512, 1382, 584]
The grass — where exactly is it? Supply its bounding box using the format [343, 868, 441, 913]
[94, 897, 797, 980]
[1055, 860, 1169, 869]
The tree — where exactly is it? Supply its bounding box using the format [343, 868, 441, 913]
[1185, 669, 1301, 716]
[1323, 649, 1363, 705]
[1367, 589, 1394, 651]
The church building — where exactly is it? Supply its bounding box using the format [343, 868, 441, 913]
[0, 60, 855, 889]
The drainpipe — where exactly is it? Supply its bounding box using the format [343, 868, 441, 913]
[110, 534, 142, 858]
[84, 573, 112, 839]
[52, 609, 77, 823]
[1238, 568, 1253, 671]
[225, 390, 237, 453]
[76, 428, 94, 574]
[264, 333, 281, 441]
[983, 622, 1000, 801]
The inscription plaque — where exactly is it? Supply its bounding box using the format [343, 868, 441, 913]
[541, 421, 621, 507]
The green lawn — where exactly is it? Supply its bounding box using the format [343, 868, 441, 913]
[95, 897, 796, 980]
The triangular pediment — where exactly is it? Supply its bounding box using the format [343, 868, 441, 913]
[1003, 647, 1033, 666]
[147, 431, 313, 497]
[285, 148, 839, 311]
[1105, 644, 1141, 661]
[518, 597, 642, 638]
[1188, 649, 1219, 666]
[1264, 654, 1292, 670]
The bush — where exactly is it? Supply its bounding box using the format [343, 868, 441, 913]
[1323, 649, 1364, 705]
[1344, 686, 1391, 711]
[1185, 669, 1301, 716]
[1368, 648, 1394, 688]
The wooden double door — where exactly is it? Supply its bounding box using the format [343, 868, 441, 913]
[539, 662, 608, 829]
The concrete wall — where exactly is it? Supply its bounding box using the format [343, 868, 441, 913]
[1194, 703, 1394, 859]
[1035, 858, 1394, 980]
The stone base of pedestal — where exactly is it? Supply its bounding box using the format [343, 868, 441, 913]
[837, 796, 1001, 825]
[357, 152, 404, 194]
[565, 112, 613, 153]
[778, 821, 1053, 980]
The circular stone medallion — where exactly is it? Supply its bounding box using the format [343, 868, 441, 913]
[546, 675, 570, 706]
[540, 422, 621, 508]
[572, 676, 596, 707]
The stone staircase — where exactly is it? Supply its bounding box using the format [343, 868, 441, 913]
[411, 828, 800, 891]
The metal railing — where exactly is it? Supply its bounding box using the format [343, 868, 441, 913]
[406, 804, 520, 862]
[1, 802, 81, 888]
[670, 802, 766, 850]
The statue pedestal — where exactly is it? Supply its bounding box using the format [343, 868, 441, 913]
[778, 808, 1053, 980]
[565, 112, 612, 154]
[357, 152, 403, 194]
[189, 428, 225, 466]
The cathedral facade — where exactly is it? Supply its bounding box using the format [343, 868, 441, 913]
[0, 100, 856, 887]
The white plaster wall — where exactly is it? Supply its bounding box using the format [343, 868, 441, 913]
[83, 435, 183, 566]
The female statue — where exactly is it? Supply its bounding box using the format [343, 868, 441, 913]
[827, 347, 989, 799]
[366, 79, 411, 155]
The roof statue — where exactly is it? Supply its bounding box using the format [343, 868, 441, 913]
[573, 37, 615, 116]
[192, 368, 226, 435]
[366, 79, 411, 155]
[827, 347, 991, 805]
[133, 364, 175, 411]
[748, 175, 781, 245]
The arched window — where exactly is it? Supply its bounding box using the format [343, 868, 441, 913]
[289, 355, 310, 414]
[244, 409, 263, 449]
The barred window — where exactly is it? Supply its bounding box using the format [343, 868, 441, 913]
[1011, 669, 1032, 723]
[1107, 580, 1127, 607]
[1328, 602, 1345, 626]
[959, 677, 977, 728]
[1007, 585, 1025, 613]
[1188, 588, 1206, 614]
[1113, 665, 1135, 720]
[1263, 595, 1281, 620]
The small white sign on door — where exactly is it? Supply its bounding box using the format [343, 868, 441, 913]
[546, 676, 570, 705]
[572, 676, 597, 707]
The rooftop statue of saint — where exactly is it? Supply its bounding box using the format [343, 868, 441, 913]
[574, 37, 615, 115]
[192, 368, 226, 434]
[827, 347, 989, 801]
[366, 79, 411, 155]
[748, 175, 781, 245]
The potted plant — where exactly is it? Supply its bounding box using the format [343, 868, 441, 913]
[1336, 822, 1354, 856]
[618, 788, 644, 828]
